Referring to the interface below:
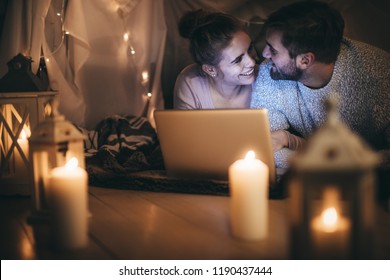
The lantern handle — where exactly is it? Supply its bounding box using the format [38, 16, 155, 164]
[325, 95, 339, 127]
[44, 97, 63, 119]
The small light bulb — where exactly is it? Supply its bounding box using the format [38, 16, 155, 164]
[128, 46, 136, 56]
[142, 71, 149, 82]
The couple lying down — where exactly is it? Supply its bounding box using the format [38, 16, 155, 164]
[173, 2, 390, 169]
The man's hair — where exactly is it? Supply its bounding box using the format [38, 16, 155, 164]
[178, 9, 246, 66]
[263, 1, 345, 63]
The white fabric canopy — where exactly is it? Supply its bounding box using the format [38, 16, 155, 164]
[0, 0, 389, 128]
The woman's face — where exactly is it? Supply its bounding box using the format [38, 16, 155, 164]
[216, 31, 257, 86]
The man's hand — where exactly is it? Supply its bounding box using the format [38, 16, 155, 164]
[271, 130, 289, 151]
[271, 130, 306, 151]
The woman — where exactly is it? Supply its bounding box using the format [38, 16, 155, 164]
[174, 10, 258, 109]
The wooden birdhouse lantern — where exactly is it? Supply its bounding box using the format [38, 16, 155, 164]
[0, 54, 56, 195]
[288, 97, 379, 260]
[28, 99, 86, 219]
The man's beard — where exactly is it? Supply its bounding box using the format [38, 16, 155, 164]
[270, 61, 303, 81]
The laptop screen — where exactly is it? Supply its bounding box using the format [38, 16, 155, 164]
[154, 109, 275, 185]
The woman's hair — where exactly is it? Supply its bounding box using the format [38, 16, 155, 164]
[178, 9, 246, 66]
[263, 1, 345, 63]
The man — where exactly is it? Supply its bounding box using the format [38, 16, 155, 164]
[251, 1, 390, 168]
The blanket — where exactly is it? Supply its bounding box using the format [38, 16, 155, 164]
[77, 115, 285, 198]
[78, 115, 164, 173]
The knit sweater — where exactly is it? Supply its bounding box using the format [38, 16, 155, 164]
[251, 38, 390, 168]
[174, 64, 216, 109]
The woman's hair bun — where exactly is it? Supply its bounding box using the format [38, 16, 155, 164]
[178, 9, 210, 39]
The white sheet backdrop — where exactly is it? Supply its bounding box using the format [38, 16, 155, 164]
[0, 0, 389, 128]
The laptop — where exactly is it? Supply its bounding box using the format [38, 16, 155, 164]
[153, 109, 276, 185]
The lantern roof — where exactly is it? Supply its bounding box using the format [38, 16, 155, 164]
[0, 53, 49, 92]
[29, 99, 85, 144]
[290, 97, 379, 171]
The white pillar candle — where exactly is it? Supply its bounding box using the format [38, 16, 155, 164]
[47, 157, 88, 250]
[229, 150, 269, 240]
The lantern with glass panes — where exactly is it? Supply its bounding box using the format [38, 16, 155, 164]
[0, 91, 57, 195]
[28, 99, 86, 220]
[288, 97, 379, 260]
[0, 53, 54, 195]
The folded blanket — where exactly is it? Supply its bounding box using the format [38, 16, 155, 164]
[76, 114, 165, 174]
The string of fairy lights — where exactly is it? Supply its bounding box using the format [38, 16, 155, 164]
[42, 0, 67, 63]
[42, 0, 152, 101]
[41, 0, 265, 110]
[44, 0, 264, 61]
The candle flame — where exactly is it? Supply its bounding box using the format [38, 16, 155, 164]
[65, 157, 78, 171]
[321, 207, 338, 232]
[20, 129, 27, 140]
[245, 150, 255, 160]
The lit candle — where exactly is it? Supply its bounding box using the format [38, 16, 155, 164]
[310, 188, 351, 259]
[15, 129, 29, 176]
[47, 157, 88, 249]
[229, 150, 269, 240]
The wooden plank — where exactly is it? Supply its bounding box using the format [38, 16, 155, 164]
[2, 185, 388, 260]
[88, 186, 288, 259]
[0, 196, 36, 260]
[135, 189, 289, 259]
[0, 194, 114, 260]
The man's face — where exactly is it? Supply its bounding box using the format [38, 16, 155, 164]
[262, 30, 303, 81]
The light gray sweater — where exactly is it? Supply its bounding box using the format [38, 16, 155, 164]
[251, 38, 390, 168]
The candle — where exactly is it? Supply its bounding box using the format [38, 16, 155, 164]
[229, 150, 269, 240]
[47, 157, 88, 250]
[15, 129, 29, 177]
[310, 188, 351, 259]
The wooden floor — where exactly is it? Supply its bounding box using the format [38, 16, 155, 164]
[1, 185, 390, 260]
